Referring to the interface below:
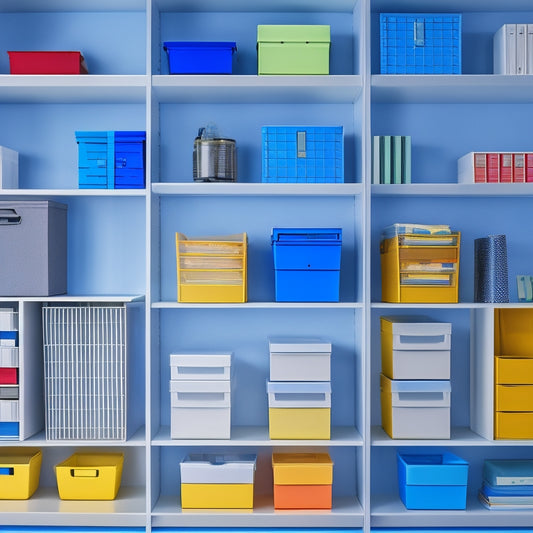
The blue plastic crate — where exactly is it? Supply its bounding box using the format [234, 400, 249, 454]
[76, 131, 146, 189]
[262, 126, 344, 183]
[397, 452, 469, 510]
[0, 422, 19, 439]
[380, 13, 462, 74]
[272, 228, 342, 302]
[164, 41, 237, 74]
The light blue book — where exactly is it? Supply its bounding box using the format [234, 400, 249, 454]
[380, 136, 391, 184]
[372, 136, 381, 184]
[402, 136, 412, 183]
[484, 460, 533, 486]
[392, 136, 403, 184]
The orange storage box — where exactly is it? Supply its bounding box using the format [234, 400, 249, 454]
[272, 452, 333, 510]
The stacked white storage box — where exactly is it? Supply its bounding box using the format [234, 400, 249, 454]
[380, 316, 452, 439]
[267, 338, 331, 440]
[170, 352, 232, 439]
[0, 308, 19, 439]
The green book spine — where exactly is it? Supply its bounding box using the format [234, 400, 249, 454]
[402, 136, 412, 184]
[380, 136, 391, 184]
[372, 136, 381, 184]
[392, 135, 403, 184]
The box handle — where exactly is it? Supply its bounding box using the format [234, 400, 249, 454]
[71, 468, 99, 478]
[97, 159, 107, 168]
[398, 391, 444, 401]
[116, 157, 127, 168]
[297, 131, 306, 158]
[399, 334, 446, 345]
[414, 20, 425, 46]
[0, 209, 21, 225]
[0, 467, 14, 476]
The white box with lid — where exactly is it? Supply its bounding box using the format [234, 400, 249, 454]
[180, 453, 256, 484]
[269, 338, 331, 382]
[170, 380, 231, 439]
[381, 316, 451, 380]
[0, 146, 18, 189]
[170, 352, 232, 381]
[380, 374, 451, 439]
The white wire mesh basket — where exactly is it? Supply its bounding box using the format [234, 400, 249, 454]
[42, 304, 126, 441]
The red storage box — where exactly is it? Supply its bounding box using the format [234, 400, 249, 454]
[8, 51, 88, 74]
[0, 368, 18, 384]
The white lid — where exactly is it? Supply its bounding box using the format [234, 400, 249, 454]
[269, 338, 332, 353]
[170, 352, 232, 367]
[180, 454, 256, 484]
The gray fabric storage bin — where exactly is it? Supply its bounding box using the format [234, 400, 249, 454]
[0, 201, 67, 296]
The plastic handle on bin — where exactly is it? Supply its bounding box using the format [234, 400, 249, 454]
[414, 20, 425, 46]
[71, 468, 99, 478]
[0, 209, 21, 225]
[96, 159, 107, 168]
[297, 131, 306, 158]
[117, 157, 127, 168]
[0, 467, 14, 476]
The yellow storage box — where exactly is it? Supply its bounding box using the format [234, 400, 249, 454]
[267, 381, 331, 439]
[495, 385, 533, 411]
[55, 452, 124, 500]
[495, 308, 533, 358]
[180, 454, 256, 509]
[176, 232, 247, 303]
[0, 448, 42, 500]
[380, 232, 460, 303]
[495, 356, 533, 384]
[495, 412, 533, 439]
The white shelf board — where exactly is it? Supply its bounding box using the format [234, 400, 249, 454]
[371, 494, 533, 528]
[372, 0, 533, 12]
[152, 75, 362, 104]
[372, 425, 488, 446]
[154, 301, 363, 309]
[372, 75, 533, 104]
[0, 295, 145, 303]
[372, 302, 533, 309]
[0, 486, 146, 527]
[0, 75, 147, 103]
[153, 182, 362, 196]
[372, 183, 533, 197]
[0, 0, 145, 12]
[153, 425, 363, 446]
[154, 0, 356, 13]
[6, 426, 147, 447]
[0, 188, 146, 197]
[152, 494, 363, 528]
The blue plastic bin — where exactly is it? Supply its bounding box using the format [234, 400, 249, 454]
[164, 41, 237, 74]
[397, 452, 469, 510]
[262, 126, 344, 183]
[272, 228, 342, 302]
[380, 13, 462, 74]
[0, 422, 19, 439]
[76, 131, 146, 189]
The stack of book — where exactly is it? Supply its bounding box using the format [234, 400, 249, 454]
[479, 459, 533, 510]
[494, 24, 533, 75]
[372, 135, 411, 184]
[458, 152, 533, 183]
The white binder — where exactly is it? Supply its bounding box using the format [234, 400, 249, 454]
[517, 24, 527, 74]
[494, 24, 516, 74]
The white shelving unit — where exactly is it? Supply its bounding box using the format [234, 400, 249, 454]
[1, 1, 533, 532]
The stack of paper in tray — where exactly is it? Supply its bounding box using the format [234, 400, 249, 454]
[479, 459, 533, 510]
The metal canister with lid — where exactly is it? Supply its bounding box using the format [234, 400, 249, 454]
[193, 125, 237, 182]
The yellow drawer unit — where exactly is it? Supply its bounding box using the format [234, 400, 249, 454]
[380, 232, 460, 303]
[176, 232, 247, 303]
[495, 356, 533, 384]
[495, 308, 533, 358]
[495, 412, 533, 439]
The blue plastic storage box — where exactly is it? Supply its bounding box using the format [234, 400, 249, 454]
[76, 131, 146, 189]
[0, 422, 19, 439]
[272, 228, 342, 302]
[397, 452, 469, 510]
[380, 13, 462, 74]
[164, 41, 237, 74]
[262, 126, 343, 183]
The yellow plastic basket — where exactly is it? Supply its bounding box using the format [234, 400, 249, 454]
[176, 232, 247, 303]
[55, 452, 124, 500]
[0, 448, 42, 500]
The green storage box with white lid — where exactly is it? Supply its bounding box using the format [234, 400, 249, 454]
[257, 25, 330, 75]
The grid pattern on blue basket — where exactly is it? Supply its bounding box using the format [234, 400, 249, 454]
[262, 126, 344, 183]
[380, 13, 461, 74]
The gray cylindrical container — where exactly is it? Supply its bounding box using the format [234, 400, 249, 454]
[193, 128, 237, 182]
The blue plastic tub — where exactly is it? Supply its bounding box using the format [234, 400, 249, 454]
[272, 228, 342, 302]
[380, 13, 462, 74]
[76, 131, 146, 189]
[262, 126, 344, 183]
[0, 422, 18, 439]
[164, 41, 237, 74]
[397, 452, 469, 510]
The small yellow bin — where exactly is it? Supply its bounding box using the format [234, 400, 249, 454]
[176, 232, 247, 303]
[0, 448, 42, 500]
[181, 483, 253, 509]
[495, 385, 533, 411]
[495, 356, 533, 384]
[495, 412, 533, 439]
[55, 452, 124, 500]
[269, 408, 331, 440]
